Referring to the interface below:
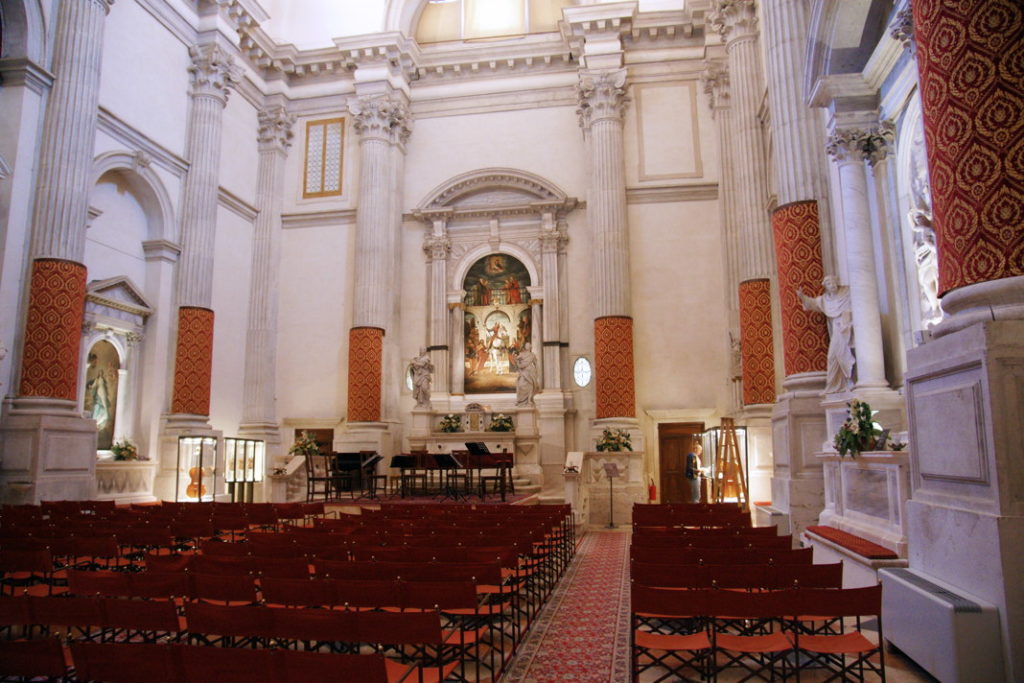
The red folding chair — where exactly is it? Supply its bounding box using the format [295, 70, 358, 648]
[630, 585, 713, 683]
[710, 588, 795, 681]
[788, 585, 886, 681]
[0, 636, 68, 679]
[183, 602, 272, 648]
[70, 641, 184, 683]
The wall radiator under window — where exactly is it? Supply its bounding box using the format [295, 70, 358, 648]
[880, 568, 1005, 682]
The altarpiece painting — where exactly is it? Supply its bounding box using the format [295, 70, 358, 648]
[463, 254, 532, 393]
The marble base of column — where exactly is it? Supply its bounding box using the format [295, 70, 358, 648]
[901, 317, 1024, 681]
[738, 404, 774, 509]
[767, 393, 826, 541]
[533, 393, 568, 493]
[931, 275, 1024, 339]
[335, 421, 395, 466]
[0, 400, 98, 503]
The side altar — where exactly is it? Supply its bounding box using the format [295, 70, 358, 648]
[563, 450, 645, 527]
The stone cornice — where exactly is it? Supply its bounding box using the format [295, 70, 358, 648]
[0, 56, 54, 94]
[626, 183, 719, 204]
[281, 208, 357, 230]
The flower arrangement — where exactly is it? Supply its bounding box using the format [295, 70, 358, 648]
[487, 413, 514, 432]
[288, 431, 321, 458]
[563, 464, 579, 474]
[834, 399, 892, 456]
[596, 427, 633, 452]
[438, 414, 463, 433]
[111, 439, 140, 461]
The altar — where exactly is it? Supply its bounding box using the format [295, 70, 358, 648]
[563, 450, 646, 527]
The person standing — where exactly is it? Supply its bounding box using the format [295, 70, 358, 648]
[685, 441, 703, 503]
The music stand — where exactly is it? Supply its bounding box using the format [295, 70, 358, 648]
[603, 462, 620, 528]
[464, 442, 490, 455]
[359, 455, 384, 499]
[434, 452, 467, 501]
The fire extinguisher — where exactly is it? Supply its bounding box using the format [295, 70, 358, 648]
[648, 477, 657, 503]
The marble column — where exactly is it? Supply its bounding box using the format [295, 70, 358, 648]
[169, 43, 239, 423]
[889, 2, 1024, 679]
[345, 93, 411, 431]
[239, 105, 295, 453]
[423, 222, 451, 395]
[825, 124, 892, 390]
[701, 60, 744, 412]
[578, 68, 636, 422]
[0, 0, 114, 503]
[760, 0, 831, 538]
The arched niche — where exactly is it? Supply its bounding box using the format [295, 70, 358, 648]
[0, 0, 46, 64]
[412, 168, 577, 397]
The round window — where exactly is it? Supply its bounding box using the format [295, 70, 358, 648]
[573, 357, 592, 387]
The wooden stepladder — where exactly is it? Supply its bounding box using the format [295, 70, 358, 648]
[712, 417, 748, 511]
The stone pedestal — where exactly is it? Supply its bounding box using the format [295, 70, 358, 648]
[0, 400, 98, 503]
[901, 319, 1024, 680]
[582, 450, 644, 528]
[743, 404, 774, 505]
[767, 391, 826, 539]
[818, 451, 911, 556]
[410, 409, 432, 439]
[562, 470, 586, 526]
[533, 394, 567, 493]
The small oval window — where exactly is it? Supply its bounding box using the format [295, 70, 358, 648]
[573, 357, 592, 388]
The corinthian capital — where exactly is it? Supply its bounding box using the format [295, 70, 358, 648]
[700, 60, 730, 111]
[826, 121, 895, 165]
[348, 94, 413, 145]
[708, 0, 758, 41]
[576, 69, 628, 130]
[423, 235, 451, 261]
[257, 106, 296, 152]
[188, 43, 240, 103]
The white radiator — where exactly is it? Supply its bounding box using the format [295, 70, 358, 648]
[880, 568, 1005, 682]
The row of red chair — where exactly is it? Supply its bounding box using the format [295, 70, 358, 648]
[631, 561, 843, 590]
[630, 545, 813, 566]
[630, 585, 885, 682]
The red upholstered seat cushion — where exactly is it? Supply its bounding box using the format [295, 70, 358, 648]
[805, 526, 898, 560]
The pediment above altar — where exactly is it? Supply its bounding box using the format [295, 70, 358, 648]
[85, 276, 153, 327]
[414, 168, 579, 220]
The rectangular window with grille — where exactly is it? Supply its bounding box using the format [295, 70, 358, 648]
[303, 117, 345, 198]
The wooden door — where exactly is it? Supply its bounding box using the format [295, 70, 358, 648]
[658, 422, 704, 504]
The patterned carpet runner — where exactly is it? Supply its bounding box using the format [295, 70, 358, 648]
[503, 530, 631, 682]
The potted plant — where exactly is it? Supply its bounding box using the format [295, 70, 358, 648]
[487, 413, 514, 432]
[833, 399, 898, 456]
[438, 414, 463, 433]
[111, 439, 140, 461]
[288, 431, 321, 457]
[595, 427, 632, 452]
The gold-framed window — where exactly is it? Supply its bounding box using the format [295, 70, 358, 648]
[303, 117, 344, 198]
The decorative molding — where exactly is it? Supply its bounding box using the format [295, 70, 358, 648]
[700, 59, 730, 111]
[348, 94, 412, 146]
[257, 105, 295, 152]
[626, 183, 718, 203]
[826, 121, 896, 165]
[189, 42, 241, 103]
[416, 168, 574, 213]
[97, 107, 189, 177]
[412, 83, 579, 120]
[577, 68, 629, 129]
[135, 0, 196, 48]
[281, 208, 357, 230]
[86, 276, 155, 319]
[217, 187, 258, 222]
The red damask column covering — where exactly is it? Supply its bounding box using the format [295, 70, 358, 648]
[18, 259, 87, 400]
[739, 279, 776, 405]
[347, 327, 383, 423]
[171, 307, 214, 416]
[912, 0, 1024, 295]
[594, 316, 636, 419]
[771, 200, 829, 377]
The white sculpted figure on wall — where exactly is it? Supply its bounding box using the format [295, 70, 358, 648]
[798, 276, 855, 394]
[515, 343, 539, 406]
[907, 123, 942, 328]
[411, 348, 433, 409]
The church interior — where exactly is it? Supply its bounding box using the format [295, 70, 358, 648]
[0, 0, 1021, 679]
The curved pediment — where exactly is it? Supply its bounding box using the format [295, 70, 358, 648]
[417, 168, 572, 212]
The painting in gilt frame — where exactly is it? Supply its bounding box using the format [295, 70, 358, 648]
[463, 254, 532, 394]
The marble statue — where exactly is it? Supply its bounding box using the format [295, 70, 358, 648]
[908, 133, 942, 328]
[798, 276, 855, 394]
[411, 348, 433, 409]
[515, 342, 539, 406]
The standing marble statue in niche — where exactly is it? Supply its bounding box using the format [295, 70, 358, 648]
[798, 276, 854, 394]
[907, 124, 942, 328]
[515, 343, 539, 406]
[411, 348, 433, 409]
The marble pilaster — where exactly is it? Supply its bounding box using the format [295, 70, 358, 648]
[239, 105, 295, 453]
[423, 221, 451, 394]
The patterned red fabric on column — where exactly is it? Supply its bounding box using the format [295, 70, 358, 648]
[171, 307, 214, 416]
[347, 327, 383, 423]
[912, 0, 1024, 295]
[739, 279, 776, 405]
[19, 258, 87, 400]
[594, 316, 636, 419]
[772, 200, 829, 377]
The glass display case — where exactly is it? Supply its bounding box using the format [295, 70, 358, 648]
[175, 436, 220, 502]
[224, 438, 265, 503]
